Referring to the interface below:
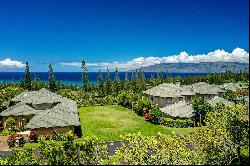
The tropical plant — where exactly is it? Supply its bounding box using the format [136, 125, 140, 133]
[192, 97, 213, 125]
[29, 130, 38, 143]
[6, 117, 15, 131]
[149, 106, 163, 124]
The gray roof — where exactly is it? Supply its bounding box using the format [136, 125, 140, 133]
[184, 82, 225, 95]
[143, 83, 195, 98]
[11, 88, 71, 105]
[0, 103, 44, 116]
[207, 96, 234, 107]
[25, 102, 80, 129]
[160, 101, 195, 118]
[1, 88, 80, 129]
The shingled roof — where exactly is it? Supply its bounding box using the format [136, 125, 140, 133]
[143, 83, 195, 98]
[0, 88, 80, 129]
[0, 103, 43, 116]
[25, 102, 79, 129]
[207, 96, 234, 107]
[160, 101, 195, 118]
[184, 82, 225, 95]
[11, 88, 71, 105]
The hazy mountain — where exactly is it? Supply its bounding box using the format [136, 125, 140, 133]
[137, 62, 249, 73]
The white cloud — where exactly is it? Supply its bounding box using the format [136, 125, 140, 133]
[0, 58, 25, 68]
[60, 47, 249, 70]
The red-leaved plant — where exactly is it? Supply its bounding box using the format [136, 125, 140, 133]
[29, 130, 38, 143]
[144, 113, 151, 119]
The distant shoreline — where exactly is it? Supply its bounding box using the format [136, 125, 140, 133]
[0, 72, 209, 85]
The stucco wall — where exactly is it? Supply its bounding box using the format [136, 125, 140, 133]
[152, 96, 184, 108]
[34, 126, 74, 136]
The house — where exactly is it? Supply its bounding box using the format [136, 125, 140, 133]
[0, 88, 81, 136]
[160, 101, 195, 118]
[184, 82, 225, 100]
[143, 83, 195, 107]
[207, 96, 234, 107]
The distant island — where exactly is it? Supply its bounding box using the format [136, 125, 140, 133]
[136, 62, 249, 73]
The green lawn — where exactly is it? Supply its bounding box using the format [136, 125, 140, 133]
[76, 105, 195, 142]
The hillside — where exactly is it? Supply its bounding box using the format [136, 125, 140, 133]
[139, 62, 249, 73]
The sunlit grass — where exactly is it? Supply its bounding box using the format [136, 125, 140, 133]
[76, 105, 195, 142]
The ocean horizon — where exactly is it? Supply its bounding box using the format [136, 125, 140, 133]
[0, 72, 208, 86]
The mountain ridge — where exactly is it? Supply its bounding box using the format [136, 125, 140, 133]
[134, 62, 249, 73]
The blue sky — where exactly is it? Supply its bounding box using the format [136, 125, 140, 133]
[0, 0, 249, 72]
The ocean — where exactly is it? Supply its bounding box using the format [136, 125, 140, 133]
[0, 72, 208, 86]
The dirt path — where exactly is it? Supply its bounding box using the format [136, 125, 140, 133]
[0, 136, 10, 151]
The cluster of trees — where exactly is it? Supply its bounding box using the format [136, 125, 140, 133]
[0, 61, 249, 113]
[20, 62, 58, 92]
[179, 70, 249, 85]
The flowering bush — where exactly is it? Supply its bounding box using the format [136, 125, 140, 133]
[29, 130, 38, 143]
[7, 135, 17, 148]
[66, 130, 75, 141]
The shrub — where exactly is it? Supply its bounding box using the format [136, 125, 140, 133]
[17, 136, 26, 147]
[132, 97, 153, 116]
[7, 135, 17, 148]
[0, 129, 15, 136]
[161, 118, 194, 128]
[144, 113, 151, 120]
[149, 106, 163, 124]
[29, 130, 38, 143]
[6, 117, 15, 130]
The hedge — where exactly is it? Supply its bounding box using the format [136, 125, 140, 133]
[161, 118, 194, 128]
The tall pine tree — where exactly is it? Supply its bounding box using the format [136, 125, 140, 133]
[105, 67, 112, 95]
[48, 64, 57, 92]
[24, 62, 32, 90]
[114, 67, 121, 94]
[98, 70, 104, 96]
[32, 73, 42, 90]
[139, 67, 146, 90]
[81, 60, 89, 92]
[124, 71, 129, 90]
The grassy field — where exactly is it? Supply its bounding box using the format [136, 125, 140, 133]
[23, 105, 195, 148]
[76, 105, 195, 142]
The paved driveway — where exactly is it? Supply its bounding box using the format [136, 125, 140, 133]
[0, 136, 10, 151]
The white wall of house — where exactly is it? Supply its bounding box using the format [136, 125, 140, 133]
[152, 96, 184, 108]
